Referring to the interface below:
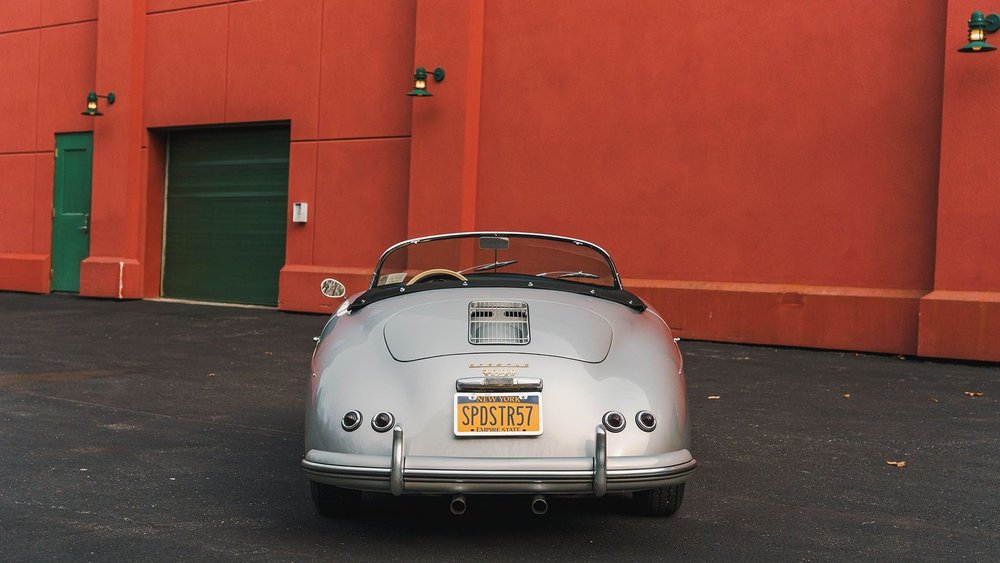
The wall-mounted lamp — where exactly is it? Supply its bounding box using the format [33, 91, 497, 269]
[81, 91, 116, 116]
[959, 11, 1000, 52]
[407, 67, 445, 96]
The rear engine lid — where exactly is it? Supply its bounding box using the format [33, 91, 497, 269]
[383, 299, 612, 362]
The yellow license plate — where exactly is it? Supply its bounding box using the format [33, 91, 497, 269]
[454, 393, 542, 436]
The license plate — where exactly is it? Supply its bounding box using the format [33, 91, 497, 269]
[454, 393, 542, 436]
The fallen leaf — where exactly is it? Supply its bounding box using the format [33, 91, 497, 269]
[964, 391, 983, 398]
[841, 393, 851, 399]
[207, 373, 216, 377]
[929, 397, 939, 403]
[707, 395, 721, 400]
[885, 460, 907, 468]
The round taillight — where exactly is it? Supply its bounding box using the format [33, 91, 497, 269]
[636, 410, 657, 432]
[372, 411, 395, 432]
[602, 411, 626, 433]
[341, 410, 362, 431]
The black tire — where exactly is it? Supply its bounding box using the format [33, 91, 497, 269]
[632, 483, 685, 517]
[310, 481, 362, 517]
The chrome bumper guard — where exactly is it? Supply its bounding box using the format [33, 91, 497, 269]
[302, 424, 696, 496]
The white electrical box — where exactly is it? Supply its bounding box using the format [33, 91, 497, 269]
[292, 202, 308, 223]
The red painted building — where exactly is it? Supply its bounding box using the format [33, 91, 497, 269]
[0, 0, 998, 361]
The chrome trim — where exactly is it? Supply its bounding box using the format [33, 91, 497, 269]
[456, 376, 543, 392]
[594, 425, 607, 497]
[302, 455, 697, 494]
[390, 425, 404, 496]
[302, 461, 390, 476]
[405, 468, 590, 478]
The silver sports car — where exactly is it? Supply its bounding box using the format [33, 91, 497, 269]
[303, 232, 695, 517]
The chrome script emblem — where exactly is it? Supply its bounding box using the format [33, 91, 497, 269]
[468, 362, 528, 377]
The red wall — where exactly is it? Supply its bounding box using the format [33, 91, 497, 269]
[0, 0, 97, 292]
[409, 0, 950, 356]
[0, 0, 997, 360]
[919, 1, 1000, 361]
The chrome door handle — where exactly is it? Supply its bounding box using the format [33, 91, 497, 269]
[79, 214, 89, 233]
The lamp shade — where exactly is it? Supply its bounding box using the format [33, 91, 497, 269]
[959, 40, 997, 52]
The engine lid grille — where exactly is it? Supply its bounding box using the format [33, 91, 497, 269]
[468, 301, 530, 345]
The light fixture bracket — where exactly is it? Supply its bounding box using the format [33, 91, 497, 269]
[984, 13, 1000, 33]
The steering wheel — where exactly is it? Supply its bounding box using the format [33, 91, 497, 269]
[406, 268, 469, 285]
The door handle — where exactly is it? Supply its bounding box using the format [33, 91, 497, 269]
[79, 214, 89, 233]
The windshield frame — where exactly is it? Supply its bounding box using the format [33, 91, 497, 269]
[368, 232, 625, 290]
[344, 232, 645, 313]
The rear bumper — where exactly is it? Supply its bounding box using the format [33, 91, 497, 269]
[302, 425, 696, 495]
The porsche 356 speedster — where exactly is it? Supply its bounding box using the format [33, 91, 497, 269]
[302, 232, 695, 516]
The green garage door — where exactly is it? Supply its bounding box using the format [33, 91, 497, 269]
[163, 126, 290, 306]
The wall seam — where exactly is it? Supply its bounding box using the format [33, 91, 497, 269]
[31, 28, 43, 257]
[291, 135, 411, 144]
[917, 0, 954, 355]
[0, 19, 97, 36]
[459, 0, 485, 232]
[0, 150, 54, 157]
[146, 2, 232, 16]
[223, 3, 231, 123]
[309, 0, 327, 265]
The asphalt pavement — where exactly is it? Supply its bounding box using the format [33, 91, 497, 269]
[0, 292, 997, 561]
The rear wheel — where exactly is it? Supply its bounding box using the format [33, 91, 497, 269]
[310, 481, 362, 517]
[632, 483, 685, 517]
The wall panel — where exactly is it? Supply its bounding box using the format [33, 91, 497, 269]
[40, 0, 97, 26]
[285, 141, 318, 266]
[919, 0, 1000, 361]
[313, 138, 410, 267]
[0, 31, 40, 153]
[36, 22, 97, 151]
[319, 0, 416, 139]
[475, 0, 944, 291]
[0, 0, 40, 33]
[0, 155, 38, 254]
[32, 153, 54, 256]
[226, 0, 323, 140]
[144, 6, 228, 128]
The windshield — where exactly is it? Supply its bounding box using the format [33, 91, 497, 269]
[372, 233, 620, 289]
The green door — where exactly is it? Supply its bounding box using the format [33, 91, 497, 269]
[162, 126, 290, 306]
[51, 133, 93, 292]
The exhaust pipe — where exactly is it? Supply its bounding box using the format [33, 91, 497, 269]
[530, 495, 548, 515]
[450, 494, 467, 515]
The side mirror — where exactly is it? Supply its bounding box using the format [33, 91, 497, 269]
[320, 278, 346, 299]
